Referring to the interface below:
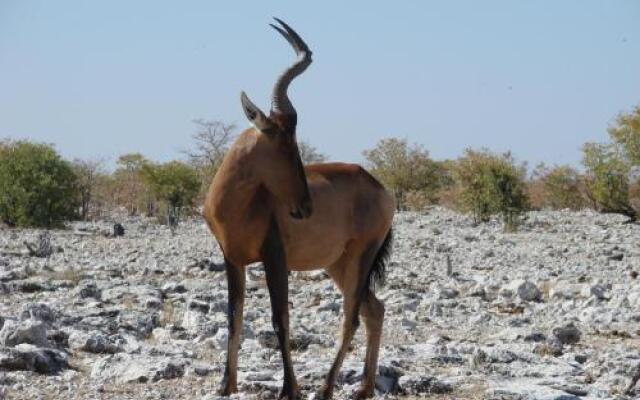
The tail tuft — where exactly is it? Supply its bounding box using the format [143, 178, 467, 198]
[367, 228, 393, 292]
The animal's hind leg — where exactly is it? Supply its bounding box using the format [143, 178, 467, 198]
[319, 241, 377, 400]
[218, 259, 246, 396]
[354, 290, 385, 400]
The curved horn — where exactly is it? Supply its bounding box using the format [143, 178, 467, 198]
[269, 18, 313, 119]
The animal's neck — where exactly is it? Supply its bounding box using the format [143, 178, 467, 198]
[209, 132, 266, 220]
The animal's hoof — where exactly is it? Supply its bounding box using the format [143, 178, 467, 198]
[278, 391, 300, 400]
[352, 385, 374, 400]
[278, 384, 300, 400]
[217, 379, 237, 396]
[315, 383, 333, 400]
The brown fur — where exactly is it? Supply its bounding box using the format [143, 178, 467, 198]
[204, 130, 394, 270]
[204, 18, 394, 400]
[203, 128, 394, 399]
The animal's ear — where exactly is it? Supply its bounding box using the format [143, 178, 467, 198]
[241, 92, 273, 132]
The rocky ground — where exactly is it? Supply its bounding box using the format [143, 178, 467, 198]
[1, 208, 639, 400]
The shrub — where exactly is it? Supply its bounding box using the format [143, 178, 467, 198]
[608, 105, 640, 166]
[141, 161, 200, 225]
[363, 138, 444, 210]
[111, 153, 152, 216]
[452, 149, 529, 229]
[581, 105, 640, 221]
[298, 140, 327, 165]
[582, 142, 635, 220]
[72, 158, 105, 220]
[531, 164, 585, 210]
[404, 190, 433, 211]
[0, 140, 78, 227]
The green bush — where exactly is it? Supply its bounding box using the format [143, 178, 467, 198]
[141, 161, 200, 224]
[452, 149, 529, 229]
[531, 164, 585, 210]
[363, 138, 444, 210]
[608, 105, 640, 166]
[0, 140, 79, 227]
[581, 105, 640, 221]
[582, 142, 635, 220]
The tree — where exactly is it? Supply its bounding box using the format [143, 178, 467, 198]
[581, 105, 640, 221]
[582, 142, 635, 220]
[0, 140, 78, 227]
[72, 158, 105, 220]
[608, 105, 640, 166]
[141, 161, 200, 225]
[184, 119, 236, 195]
[363, 138, 443, 210]
[530, 163, 585, 210]
[298, 140, 327, 164]
[112, 153, 151, 216]
[452, 149, 529, 229]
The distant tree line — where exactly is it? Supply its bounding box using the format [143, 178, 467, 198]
[363, 104, 640, 228]
[1, 105, 638, 229]
[0, 119, 327, 228]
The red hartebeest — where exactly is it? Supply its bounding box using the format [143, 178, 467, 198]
[203, 18, 394, 400]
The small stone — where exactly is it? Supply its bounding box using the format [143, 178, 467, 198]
[187, 299, 210, 314]
[0, 319, 49, 347]
[375, 374, 398, 394]
[91, 353, 187, 383]
[470, 348, 488, 368]
[77, 282, 101, 300]
[608, 252, 624, 261]
[532, 341, 563, 357]
[145, 297, 162, 309]
[502, 280, 541, 302]
[113, 223, 125, 237]
[574, 354, 588, 364]
[523, 332, 547, 342]
[69, 331, 121, 354]
[517, 281, 542, 302]
[398, 375, 452, 395]
[589, 284, 609, 300]
[439, 287, 459, 299]
[20, 303, 55, 324]
[401, 318, 418, 331]
[552, 323, 581, 345]
[0, 344, 68, 374]
[193, 363, 214, 376]
[212, 328, 228, 349]
[162, 282, 187, 295]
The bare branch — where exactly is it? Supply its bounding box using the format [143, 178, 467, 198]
[183, 119, 236, 170]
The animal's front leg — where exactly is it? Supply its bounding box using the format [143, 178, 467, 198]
[218, 258, 246, 396]
[262, 219, 299, 400]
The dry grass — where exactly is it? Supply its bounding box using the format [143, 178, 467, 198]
[121, 293, 136, 310]
[539, 280, 552, 302]
[44, 266, 84, 286]
[160, 299, 177, 326]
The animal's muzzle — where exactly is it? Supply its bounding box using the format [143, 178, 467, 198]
[290, 196, 313, 219]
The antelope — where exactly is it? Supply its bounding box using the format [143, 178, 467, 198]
[203, 18, 394, 400]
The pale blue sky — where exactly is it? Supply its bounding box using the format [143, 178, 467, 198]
[1, 1, 639, 169]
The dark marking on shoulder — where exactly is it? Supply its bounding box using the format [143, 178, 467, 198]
[260, 216, 286, 264]
[246, 185, 271, 223]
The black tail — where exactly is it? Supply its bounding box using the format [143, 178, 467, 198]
[366, 228, 393, 293]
